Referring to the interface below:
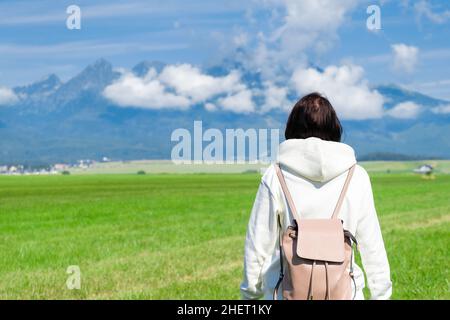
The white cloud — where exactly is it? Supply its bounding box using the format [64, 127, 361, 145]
[391, 43, 419, 73]
[204, 102, 217, 112]
[291, 64, 384, 120]
[104, 64, 255, 113]
[0, 87, 18, 105]
[271, 0, 357, 52]
[103, 70, 191, 110]
[414, 0, 450, 24]
[243, 0, 358, 78]
[159, 64, 244, 103]
[217, 89, 255, 113]
[387, 101, 422, 119]
[431, 104, 450, 114]
[261, 81, 290, 112]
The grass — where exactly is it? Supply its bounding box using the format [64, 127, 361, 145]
[68, 159, 450, 175]
[0, 172, 449, 299]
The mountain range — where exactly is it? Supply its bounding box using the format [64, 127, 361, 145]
[1, 58, 449, 165]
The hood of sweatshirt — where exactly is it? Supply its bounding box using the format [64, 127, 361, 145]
[277, 137, 357, 182]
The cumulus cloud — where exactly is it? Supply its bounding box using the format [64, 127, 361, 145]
[431, 104, 450, 114]
[103, 70, 191, 110]
[261, 81, 290, 112]
[272, 0, 357, 50]
[0, 87, 18, 106]
[291, 64, 384, 120]
[387, 101, 422, 119]
[158, 64, 244, 103]
[217, 89, 255, 113]
[391, 43, 419, 73]
[242, 0, 358, 78]
[104, 64, 254, 113]
[102, 2, 386, 117]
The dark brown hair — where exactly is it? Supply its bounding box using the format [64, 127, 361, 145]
[285, 92, 342, 142]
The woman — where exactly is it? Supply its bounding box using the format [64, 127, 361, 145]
[240, 93, 392, 300]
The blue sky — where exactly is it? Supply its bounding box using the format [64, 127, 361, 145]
[0, 0, 449, 101]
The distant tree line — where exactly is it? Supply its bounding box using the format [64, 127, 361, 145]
[358, 152, 446, 161]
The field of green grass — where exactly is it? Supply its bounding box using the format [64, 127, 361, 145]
[69, 159, 450, 175]
[0, 171, 449, 299]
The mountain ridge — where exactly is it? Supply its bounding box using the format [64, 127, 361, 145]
[1, 58, 449, 165]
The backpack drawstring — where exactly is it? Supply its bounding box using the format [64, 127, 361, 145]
[345, 230, 358, 300]
[325, 261, 331, 300]
[273, 214, 284, 300]
[307, 260, 316, 300]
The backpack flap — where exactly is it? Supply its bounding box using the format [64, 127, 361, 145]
[296, 219, 346, 263]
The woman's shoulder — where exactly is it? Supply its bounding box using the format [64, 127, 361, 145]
[260, 163, 278, 185]
[353, 164, 371, 181]
[353, 163, 368, 175]
[349, 164, 373, 193]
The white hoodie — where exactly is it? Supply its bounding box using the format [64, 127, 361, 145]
[240, 137, 392, 300]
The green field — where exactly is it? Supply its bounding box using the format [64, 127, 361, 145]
[0, 171, 449, 299]
[68, 159, 450, 175]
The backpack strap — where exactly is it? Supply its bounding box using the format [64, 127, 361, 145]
[275, 164, 302, 223]
[331, 164, 356, 219]
[276, 163, 356, 221]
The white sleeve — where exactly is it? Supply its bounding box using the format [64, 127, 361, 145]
[355, 173, 393, 300]
[240, 180, 278, 300]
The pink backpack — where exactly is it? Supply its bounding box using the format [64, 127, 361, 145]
[273, 163, 358, 300]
